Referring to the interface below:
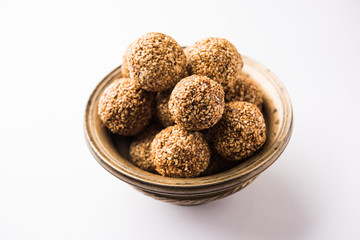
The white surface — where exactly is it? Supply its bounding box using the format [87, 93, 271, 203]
[1, 0, 360, 239]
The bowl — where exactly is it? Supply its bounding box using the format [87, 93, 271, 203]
[84, 56, 293, 205]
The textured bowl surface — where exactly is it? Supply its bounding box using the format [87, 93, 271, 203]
[84, 56, 293, 205]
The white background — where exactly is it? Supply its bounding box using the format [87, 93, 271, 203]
[1, 0, 360, 239]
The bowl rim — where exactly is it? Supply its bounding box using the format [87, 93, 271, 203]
[84, 56, 293, 189]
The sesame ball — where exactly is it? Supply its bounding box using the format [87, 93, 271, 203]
[155, 90, 175, 127]
[128, 32, 187, 92]
[169, 75, 225, 130]
[211, 101, 266, 161]
[98, 78, 155, 136]
[129, 125, 160, 172]
[150, 125, 210, 178]
[120, 41, 135, 78]
[187, 37, 243, 85]
[223, 71, 263, 108]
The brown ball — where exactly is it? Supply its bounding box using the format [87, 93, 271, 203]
[128, 32, 187, 92]
[187, 37, 243, 85]
[120, 41, 135, 78]
[150, 125, 210, 178]
[129, 125, 160, 172]
[223, 71, 263, 108]
[169, 75, 225, 130]
[98, 78, 155, 136]
[155, 90, 175, 127]
[211, 101, 266, 161]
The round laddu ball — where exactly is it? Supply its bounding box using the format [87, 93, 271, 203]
[169, 75, 225, 130]
[127, 32, 187, 92]
[223, 71, 263, 108]
[120, 41, 135, 78]
[155, 90, 175, 127]
[187, 37, 243, 85]
[129, 125, 160, 172]
[150, 125, 210, 178]
[211, 101, 266, 161]
[98, 78, 155, 136]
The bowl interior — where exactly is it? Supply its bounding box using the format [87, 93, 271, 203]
[85, 56, 293, 188]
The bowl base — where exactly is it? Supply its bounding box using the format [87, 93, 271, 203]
[134, 177, 257, 205]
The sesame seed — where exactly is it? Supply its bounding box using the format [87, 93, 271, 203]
[128, 32, 187, 92]
[169, 75, 225, 131]
[150, 125, 210, 178]
[98, 78, 155, 136]
[186, 37, 243, 86]
[210, 101, 266, 161]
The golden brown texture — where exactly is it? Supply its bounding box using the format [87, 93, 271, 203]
[98, 78, 155, 136]
[150, 125, 210, 178]
[129, 125, 160, 172]
[223, 71, 263, 108]
[187, 37, 243, 85]
[155, 90, 175, 127]
[128, 32, 187, 92]
[169, 75, 225, 130]
[211, 101, 266, 161]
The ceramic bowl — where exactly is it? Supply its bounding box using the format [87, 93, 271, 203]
[84, 56, 293, 205]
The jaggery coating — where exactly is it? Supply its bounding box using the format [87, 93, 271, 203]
[150, 125, 210, 178]
[121, 41, 135, 78]
[155, 90, 175, 127]
[129, 125, 160, 172]
[98, 78, 155, 136]
[169, 75, 225, 130]
[187, 37, 243, 85]
[128, 32, 187, 92]
[211, 101, 266, 161]
[223, 71, 263, 108]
